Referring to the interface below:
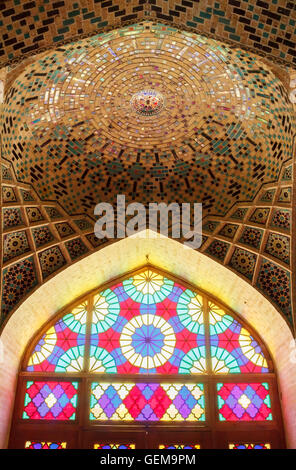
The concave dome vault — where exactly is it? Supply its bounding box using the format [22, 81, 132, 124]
[2, 21, 295, 217]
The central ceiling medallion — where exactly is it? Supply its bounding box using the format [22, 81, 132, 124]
[130, 89, 165, 116]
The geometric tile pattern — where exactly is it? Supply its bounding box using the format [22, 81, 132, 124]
[229, 247, 257, 281]
[0, 1, 296, 68]
[0, 6, 295, 336]
[1, 256, 38, 322]
[64, 238, 89, 261]
[238, 226, 263, 250]
[1, 22, 295, 223]
[264, 233, 290, 265]
[3, 230, 30, 262]
[32, 226, 55, 249]
[38, 246, 67, 280]
[256, 259, 292, 324]
[0, 159, 294, 331]
[199, 160, 293, 328]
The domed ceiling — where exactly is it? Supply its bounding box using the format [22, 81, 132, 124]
[2, 22, 295, 218]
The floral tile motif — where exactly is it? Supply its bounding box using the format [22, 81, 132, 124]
[249, 208, 270, 225]
[20, 189, 35, 202]
[2, 208, 24, 230]
[26, 207, 44, 223]
[218, 223, 238, 240]
[2, 165, 13, 181]
[228, 248, 257, 281]
[281, 165, 292, 181]
[202, 221, 220, 234]
[277, 187, 291, 203]
[3, 231, 31, 262]
[55, 222, 75, 238]
[205, 239, 230, 262]
[85, 233, 109, 248]
[258, 189, 275, 203]
[44, 206, 63, 220]
[238, 226, 263, 250]
[270, 209, 291, 232]
[256, 259, 292, 325]
[1, 256, 38, 320]
[2, 186, 17, 203]
[38, 246, 66, 280]
[73, 219, 93, 231]
[264, 233, 290, 266]
[229, 208, 248, 221]
[32, 226, 55, 249]
[65, 238, 89, 261]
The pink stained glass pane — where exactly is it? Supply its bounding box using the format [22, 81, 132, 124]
[23, 381, 78, 420]
[217, 383, 272, 421]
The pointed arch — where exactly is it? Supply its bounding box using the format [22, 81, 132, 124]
[0, 232, 294, 448]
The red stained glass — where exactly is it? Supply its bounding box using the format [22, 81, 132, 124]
[217, 383, 272, 421]
[23, 381, 78, 420]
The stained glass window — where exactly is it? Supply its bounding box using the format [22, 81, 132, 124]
[209, 302, 269, 374]
[11, 268, 282, 449]
[159, 444, 200, 449]
[27, 303, 87, 372]
[90, 270, 206, 374]
[22, 381, 78, 420]
[229, 443, 270, 449]
[217, 383, 272, 421]
[25, 441, 67, 449]
[90, 383, 205, 422]
[94, 444, 136, 449]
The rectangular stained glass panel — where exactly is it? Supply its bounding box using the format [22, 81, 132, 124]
[217, 383, 272, 421]
[159, 444, 200, 449]
[94, 444, 136, 449]
[25, 441, 67, 449]
[229, 443, 270, 449]
[23, 381, 78, 420]
[90, 383, 205, 422]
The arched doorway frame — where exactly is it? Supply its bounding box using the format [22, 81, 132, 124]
[0, 231, 295, 447]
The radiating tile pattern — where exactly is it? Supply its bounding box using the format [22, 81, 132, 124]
[2, 22, 294, 224]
